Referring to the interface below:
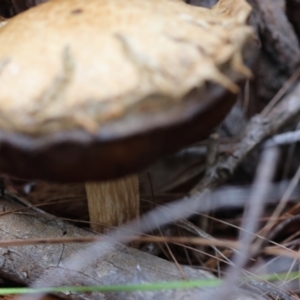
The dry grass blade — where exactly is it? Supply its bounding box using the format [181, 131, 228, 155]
[257, 166, 300, 243]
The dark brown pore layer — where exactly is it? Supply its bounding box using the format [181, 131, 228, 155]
[0, 83, 237, 182]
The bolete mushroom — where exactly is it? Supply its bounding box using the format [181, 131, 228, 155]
[0, 0, 255, 233]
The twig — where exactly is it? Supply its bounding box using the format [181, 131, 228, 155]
[217, 146, 280, 300]
[191, 81, 300, 194]
[264, 130, 300, 147]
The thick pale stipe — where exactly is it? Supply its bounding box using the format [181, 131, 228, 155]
[86, 175, 139, 233]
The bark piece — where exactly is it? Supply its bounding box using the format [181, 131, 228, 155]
[0, 197, 263, 300]
[286, 0, 300, 41]
[246, 0, 300, 114]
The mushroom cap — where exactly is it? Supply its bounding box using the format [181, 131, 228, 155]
[0, 0, 255, 182]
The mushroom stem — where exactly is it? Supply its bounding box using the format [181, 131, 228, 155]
[85, 175, 139, 233]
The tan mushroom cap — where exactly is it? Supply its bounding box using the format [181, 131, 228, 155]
[0, 0, 253, 134]
[0, 0, 255, 181]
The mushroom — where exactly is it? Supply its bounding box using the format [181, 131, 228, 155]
[0, 0, 255, 233]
